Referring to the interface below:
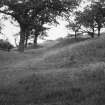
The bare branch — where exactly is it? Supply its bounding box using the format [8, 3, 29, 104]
[0, 10, 13, 16]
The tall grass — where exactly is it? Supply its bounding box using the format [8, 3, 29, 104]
[0, 36, 105, 105]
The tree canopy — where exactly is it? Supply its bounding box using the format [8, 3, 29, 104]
[0, 0, 81, 52]
[71, 0, 105, 38]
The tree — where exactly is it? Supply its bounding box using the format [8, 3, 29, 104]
[75, 7, 96, 38]
[0, 0, 81, 52]
[24, 11, 55, 48]
[87, 0, 105, 37]
[90, 2, 104, 37]
[66, 21, 81, 39]
[27, 24, 49, 47]
[33, 26, 49, 47]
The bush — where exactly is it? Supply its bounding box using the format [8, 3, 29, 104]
[0, 40, 14, 51]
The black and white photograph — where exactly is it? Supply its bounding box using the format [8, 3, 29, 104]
[0, 0, 105, 105]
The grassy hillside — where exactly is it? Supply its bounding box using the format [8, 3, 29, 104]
[30, 36, 105, 70]
[0, 36, 105, 105]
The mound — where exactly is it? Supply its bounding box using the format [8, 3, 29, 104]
[32, 36, 105, 70]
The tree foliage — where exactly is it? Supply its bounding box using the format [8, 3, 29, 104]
[75, 0, 105, 38]
[66, 21, 81, 39]
[0, 0, 80, 52]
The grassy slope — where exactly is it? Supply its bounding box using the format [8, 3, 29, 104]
[0, 37, 105, 105]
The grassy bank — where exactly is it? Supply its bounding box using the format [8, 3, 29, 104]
[0, 36, 105, 105]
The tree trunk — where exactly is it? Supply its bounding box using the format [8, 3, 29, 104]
[98, 27, 101, 37]
[91, 28, 95, 38]
[18, 28, 25, 52]
[25, 36, 28, 48]
[14, 38, 18, 48]
[74, 31, 77, 39]
[25, 32, 29, 48]
[91, 33, 94, 38]
[33, 34, 38, 47]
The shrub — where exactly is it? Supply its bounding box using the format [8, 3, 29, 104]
[0, 39, 14, 51]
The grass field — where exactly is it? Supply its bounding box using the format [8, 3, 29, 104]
[0, 36, 105, 105]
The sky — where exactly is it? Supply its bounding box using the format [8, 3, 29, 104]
[0, 0, 90, 46]
[45, 19, 69, 40]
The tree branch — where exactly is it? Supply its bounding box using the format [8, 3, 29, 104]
[0, 10, 14, 17]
